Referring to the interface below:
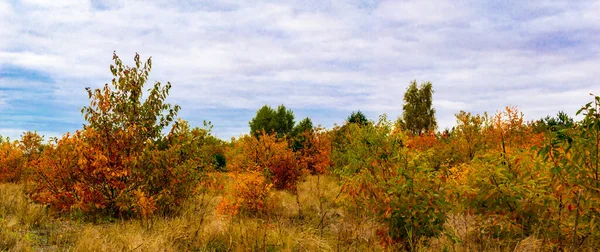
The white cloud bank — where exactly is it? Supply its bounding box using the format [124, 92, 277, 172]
[1, 0, 599, 139]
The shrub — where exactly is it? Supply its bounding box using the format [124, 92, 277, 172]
[332, 115, 449, 248]
[216, 172, 273, 216]
[537, 95, 600, 249]
[296, 128, 332, 175]
[226, 132, 304, 191]
[0, 140, 24, 183]
[462, 150, 549, 240]
[28, 53, 204, 219]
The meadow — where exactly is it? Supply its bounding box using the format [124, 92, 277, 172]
[1, 53, 600, 251]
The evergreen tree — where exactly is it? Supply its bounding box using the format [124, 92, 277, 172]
[347, 110, 369, 125]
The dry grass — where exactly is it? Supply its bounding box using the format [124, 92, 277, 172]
[1, 183, 85, 251]
[1, 176, 366, 251]
[0, 175, 556, 251]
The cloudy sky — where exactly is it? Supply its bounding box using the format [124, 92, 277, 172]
[1, 0, 599, 140]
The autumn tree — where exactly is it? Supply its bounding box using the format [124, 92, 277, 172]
[296, 127, 331, 175]
[401, 80, 436, 135]
[29, 52, 203, 218]
[537, 95, 600, 248]
[291, 117, 313, 151]
[82, 52, 180, 215]
[164, 119, 226, 172]
[20, 131, 44, 165]
[331, 115, 448, 248]
[225, 132, 307, 216]
[0, 131, 44, 183]
[454, 111, 488, 160]
[249, 105, 295, 138]
[0, 139, 24, 183]
[81, 53, 180, 149]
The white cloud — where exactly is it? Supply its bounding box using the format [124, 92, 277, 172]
[0, 0, 599, 138]
[0, 1, 11, 15]
[375, 0, 471, 25]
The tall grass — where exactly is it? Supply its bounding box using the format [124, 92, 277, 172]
[1, 176, 549, 251]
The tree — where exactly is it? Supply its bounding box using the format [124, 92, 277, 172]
[292, 117, 313, 137]
[454, 111, 487, 160]
[81, 52, 180, 147]
[291, 117, 313, 151]
[401, 80, 437, 135]
[297, 127, 331, 175]
[20, 131, 44, 165]
[331, 115, 448, 248]
[29, 52, 199, 218]
[0, 139, 24, 183]
[249, 105, 295, 138]
[347, 110, 369, 125]
[225, 131, 306, 217]
[537, 94, 600, 248]
[533, 111, 575, 133]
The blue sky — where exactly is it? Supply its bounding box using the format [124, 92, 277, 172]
[1, 0, 599, 140]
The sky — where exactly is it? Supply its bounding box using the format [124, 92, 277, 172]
[1, 0, 599, 140]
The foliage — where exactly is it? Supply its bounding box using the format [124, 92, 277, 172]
[292, 117, 314, 137]
[5, 51, 600, 250]
[0, 139, 24, 183]
[347, 110, 369, 125]
[27, 52, 200, 219]
[216, 172, 273, 216]
[462, 150, 549, 239]
[537, 94, 600, 249]
[19, 131, 44, 158]
[454, 111, 488, 161]
[226, 132, 304, 191]
[165, 119, 227, 173]
[331, 115, 449, 248]
[533, 111, 575, 133]
[0, 131, 44, 183]
[296, 127, 332, 175]
[401, 80, 436, 135]
[291, 117, 313, 151]
[249, 105, 295, 138]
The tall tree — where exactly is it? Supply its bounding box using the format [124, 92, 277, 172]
[30, 52, 192, 218]
[292, 117, 314, 137]
[347, 110, 369, 125]
[401, 80, 437, 135]
[249, 104, 295, 138]
[537, 111, 575, 132]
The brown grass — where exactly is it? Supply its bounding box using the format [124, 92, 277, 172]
[0, 175, 556, 251]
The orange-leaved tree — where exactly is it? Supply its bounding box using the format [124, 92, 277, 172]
[216, 171, 273, 216]
[225, 131, 306, 216]
[0, 136, 24, 183]
[454, 111, 488, 161]
[28, 52, 203, 218]
[227, 132, 303, 191]
[296, 127, 332, 175]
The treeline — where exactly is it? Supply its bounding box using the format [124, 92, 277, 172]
[1, 53, 600, 250]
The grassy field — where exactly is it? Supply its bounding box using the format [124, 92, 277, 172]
[0, 174, 550, 252]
